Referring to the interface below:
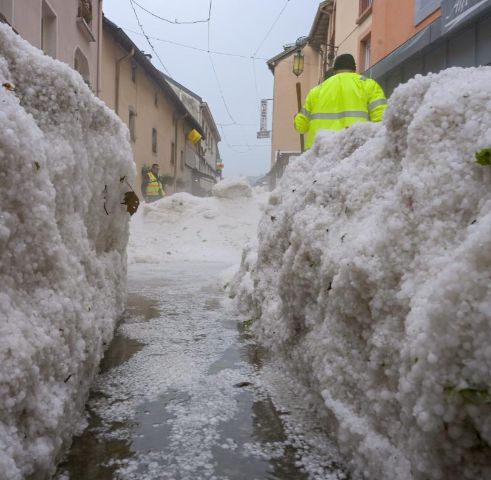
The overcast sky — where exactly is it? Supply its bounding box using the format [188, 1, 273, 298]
[102, 0, 320, 178]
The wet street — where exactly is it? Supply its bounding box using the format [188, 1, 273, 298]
[57, 262, 347, 480]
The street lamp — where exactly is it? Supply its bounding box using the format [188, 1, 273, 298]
[292, 49, 304, 77]
[292, 49, 305, 152]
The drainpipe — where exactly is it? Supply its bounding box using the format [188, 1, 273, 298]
[328, 1, 336, 69]
[115, 46, 134, 114]
[96, 0, 103, 96]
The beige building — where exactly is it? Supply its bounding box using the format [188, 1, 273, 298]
[164, 76, 222, 196]
[267, 38, 321, 184]
[101, 17, 219, 198]
[335, 0, 372, 72]
[0, 0, 102, 91]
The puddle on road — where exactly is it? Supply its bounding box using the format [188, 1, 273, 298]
[131, 391, 190, 454]
[56, 292, 161, 480]
[99, 292, 160, 371]
[124, 292, 161, 323]
[212, 391, 308, 480]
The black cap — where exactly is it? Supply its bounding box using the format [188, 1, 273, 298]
[333, 54, 356, 71]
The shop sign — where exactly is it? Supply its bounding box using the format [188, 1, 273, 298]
[442, 0, 491, 31]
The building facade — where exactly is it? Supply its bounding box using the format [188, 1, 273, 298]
[164, 76, 222, 196]
[101, 17, 208, 198]
[367, 0, 491, 95]
[0, 0, 102, 91]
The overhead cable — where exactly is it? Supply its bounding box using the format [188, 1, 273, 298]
[253, 0, 291, 56]
[123, 28, 268, 60]
[252, 57, 261, 102]
[219, 126, 252, 154]
[128, 0, 172, 76]
[208, 53, 236, 125]
[206, 1, 236, 125]
[132, 0, 211, 24]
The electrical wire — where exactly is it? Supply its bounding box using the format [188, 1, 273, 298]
[250, 0, 291, 124]
[230, 144, 271, 148]
[219, 125, 252, 154]
[206, 0, 237, 126]
[122, 27, 269, 60]
[217, 123, 257, 127]
[128, 0, 172, 76]
[252, 57, 261, 103]
[132, 0, 211, 24]
[253, 0, 291, 57]
[336, 24, 359, 49]
[126, 1, 269, 158]
[209, 53, 236, 125]
[207, 0, 212, 51]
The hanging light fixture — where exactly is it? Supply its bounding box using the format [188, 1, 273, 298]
[292, 49, 304, 77]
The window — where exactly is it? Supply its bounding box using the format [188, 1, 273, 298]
[359, 0, 372, 15]
[154, 92, 158, 107]
[180, 150, 184, 171]
[131, 60, 137, 82]
[170, 142, 175, 165]
[78, 0, 93, 27]
[42, 1, 57, 58]
[361, 35, 371, 71]
[74, 47, 90, 86]
[152, 128, 157, 154]
[129, 109, 136, 142]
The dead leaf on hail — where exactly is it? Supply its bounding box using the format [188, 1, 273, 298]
[122, 191, 140, 215]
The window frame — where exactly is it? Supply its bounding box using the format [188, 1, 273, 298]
[361, 34, 371, 71]
[357, 0, 373, 24]
[170, 142, 176, 166]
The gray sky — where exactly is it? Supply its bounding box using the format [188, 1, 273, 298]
[103, 0, 320, 178]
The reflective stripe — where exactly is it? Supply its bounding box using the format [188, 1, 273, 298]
[310, 111, 369, 120]
[301, 108, 311, 117]
[146, 172, 164, 197]
[368, 98, 387, 111]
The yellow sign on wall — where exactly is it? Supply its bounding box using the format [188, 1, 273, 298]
[187, 129, 202, 144]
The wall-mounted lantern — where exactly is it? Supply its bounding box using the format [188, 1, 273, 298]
[292, 49, 304, 77]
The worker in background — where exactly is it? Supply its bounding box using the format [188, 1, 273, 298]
[294, 53, 387, 149]
[142, 163, 165, 203]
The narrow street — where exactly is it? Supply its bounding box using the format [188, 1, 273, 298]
[57, 262, 347, 480]
[3, 2, 491, 478]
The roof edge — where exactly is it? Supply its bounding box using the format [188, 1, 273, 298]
[102, 16, 203, 135]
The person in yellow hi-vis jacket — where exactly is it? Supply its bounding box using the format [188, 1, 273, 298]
[142, 163, 166, 203]
[294, 54, 387, 149]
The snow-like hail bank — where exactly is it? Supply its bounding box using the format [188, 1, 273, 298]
[0, 24, 135, 479]
[231, 66, 491, 480]
[128, 177, 267, 265]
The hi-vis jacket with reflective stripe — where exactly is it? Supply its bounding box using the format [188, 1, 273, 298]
[145, 171, 165, 199]
[294, 72, 387, 149]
